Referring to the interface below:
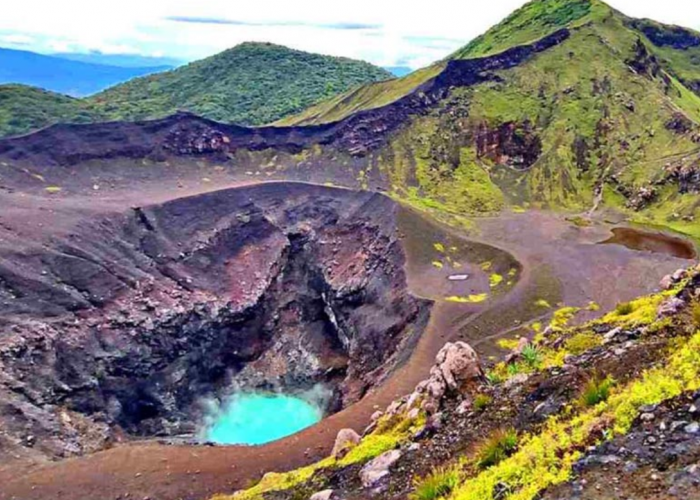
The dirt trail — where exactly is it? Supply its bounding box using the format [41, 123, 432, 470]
[0, 184, 693, 500]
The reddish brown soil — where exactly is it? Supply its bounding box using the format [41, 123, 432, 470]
[0, 177, 693, 500]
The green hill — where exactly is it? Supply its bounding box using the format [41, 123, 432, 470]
[0, 85, 103, 138]
[280, 0, 700, 239]
[0, 43, 393, 137]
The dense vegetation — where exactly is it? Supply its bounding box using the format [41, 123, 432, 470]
[0, 43, 393, 138]
[0, 85, 103, 138]
[85, 42, 393, 126]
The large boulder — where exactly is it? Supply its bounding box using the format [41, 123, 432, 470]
[359, 449, 402, 488]
[331, 428, 361, 458]
[435, 341, 483, 391]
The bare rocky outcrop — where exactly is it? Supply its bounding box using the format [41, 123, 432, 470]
[0, 183, 430, 461]
[379, 341, 483, 426]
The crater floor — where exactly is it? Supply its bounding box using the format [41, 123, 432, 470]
[0, 175, 694, 500]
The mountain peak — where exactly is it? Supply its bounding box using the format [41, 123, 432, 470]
[450, 0, 613, 59]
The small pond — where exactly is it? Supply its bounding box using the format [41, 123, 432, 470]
[600, 227, 696, 260]
[204, 393, 323, 446]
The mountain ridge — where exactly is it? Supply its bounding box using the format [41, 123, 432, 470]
[0, 42, 393, 138]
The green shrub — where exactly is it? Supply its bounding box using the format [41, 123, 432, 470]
[410, 466, 461, 500]
[476, 428, 519, 469]
[521, 344, 542, 369]
[615, 302, 635, 316]
[564, 332, 602, 355]
[692, 302, 700, 325]
[473, 394, 493, 412]
[578, 375, 615, 408]
[507, 362, 523, 376]
[485, 371, 504, 385]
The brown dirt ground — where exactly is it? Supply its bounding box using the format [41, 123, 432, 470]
[0, 178, 694, 500]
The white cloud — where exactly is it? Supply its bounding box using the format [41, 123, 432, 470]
[0, 0, 699, 68]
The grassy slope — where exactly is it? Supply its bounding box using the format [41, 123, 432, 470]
[0, 85, 103, 138]
[627, 18, 700, 93]
[282, 0, 700, 233]
[279, 0, 601, 127]
[85, 43, 393, 127]
[449, 0, 594, 58]
[274, 64, 444, 126]
[360, 1, 700, 217]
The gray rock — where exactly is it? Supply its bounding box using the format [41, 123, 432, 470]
[672, 269, 687, 282]
[434, 342, 483, 391]
[684, 422, 699, 434]
[309, 490, 336, 500]
[504, 373, 529, 389]
[604, 327, 622, 344]
[657, 297, 686, 317]
[332, 429, 361, 458]
[359, 449, 402, 488]
[370, 411, 383, 423]
[660, 274, 675, 290]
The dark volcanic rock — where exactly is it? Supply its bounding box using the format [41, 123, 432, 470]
[629, 19, 700, 50]
[0, 183, 430, 460]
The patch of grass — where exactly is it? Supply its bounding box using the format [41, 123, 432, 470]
[579, 375, 615, 408]
[446, 294, 489, 304]
[521, 344, 542, 369]
[473, 394, 493, 412]
[564, 331, 602, 355]
[615, 302, 635, 316]
[490, 273, 504, 288]
[475, 428, 519, 470]
[485, 371, 504, 385]
[601, 292, 673, 328]
[497, 338, 522, 350]
[445, 331, 700, 500]
[692, 302, 700, 325]
[410, 466, 461, 500]
[568, 216, 592, 227]
[550, 306, 581, 330]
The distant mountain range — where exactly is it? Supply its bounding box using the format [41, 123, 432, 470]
[0, 43, 394, 138]
[51, 52, 183, 69]
[0, 47, 172, 97]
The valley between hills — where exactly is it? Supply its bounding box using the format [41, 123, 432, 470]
[1, 1, 700, 500]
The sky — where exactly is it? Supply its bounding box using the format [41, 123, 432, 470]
[1, 0, 700, 69]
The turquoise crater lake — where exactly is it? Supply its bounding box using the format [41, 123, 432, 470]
[204, 393, 324, 446]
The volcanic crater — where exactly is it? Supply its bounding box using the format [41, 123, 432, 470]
[0, 182, 456, 459]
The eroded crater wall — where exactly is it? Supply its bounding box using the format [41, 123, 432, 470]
[0, 183, 430, 460]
